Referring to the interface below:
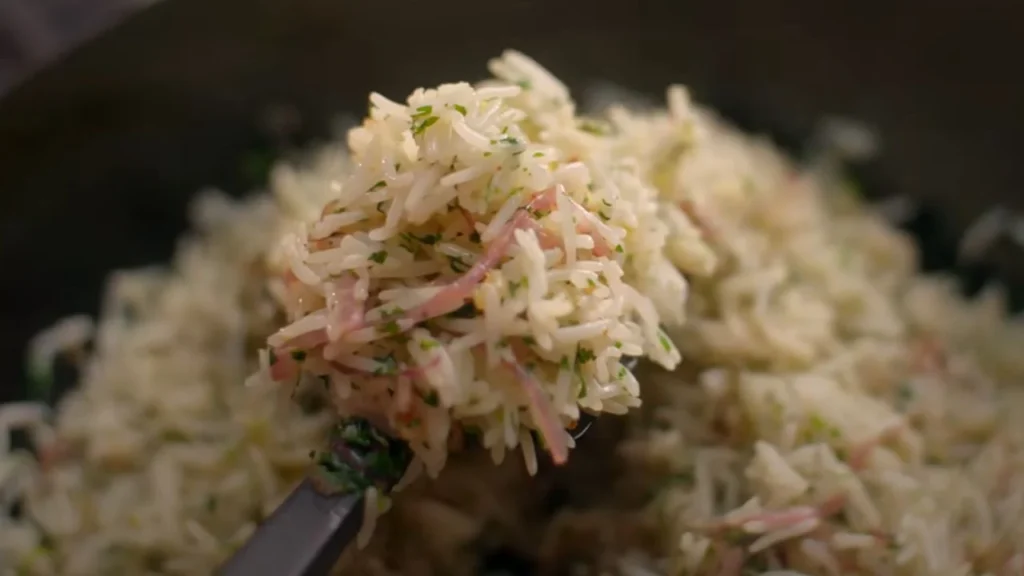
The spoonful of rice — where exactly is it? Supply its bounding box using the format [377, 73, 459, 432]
[222, 49, 694, 574]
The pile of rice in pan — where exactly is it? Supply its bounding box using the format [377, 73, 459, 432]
[1, 50, 1022, 576]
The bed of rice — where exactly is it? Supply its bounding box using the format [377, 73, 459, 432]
[2, 50, 1023, 576]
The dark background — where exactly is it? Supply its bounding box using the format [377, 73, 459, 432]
[1, 0, 1023, 404]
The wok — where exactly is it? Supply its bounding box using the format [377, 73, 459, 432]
[0, 0, 1021, 486]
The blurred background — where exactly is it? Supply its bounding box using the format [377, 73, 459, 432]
[0, 0, 158, 94]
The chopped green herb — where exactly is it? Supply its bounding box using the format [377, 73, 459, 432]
[508, 278, 528, 296]
[598, 211, 611, 221]
[205, 495, 218, 513]
[657, 331, 672, 352]
[413, 233, 441, 245]
[516, 80, 532, 90]
[897, 382, 914, 408]
[586, 278, 597, 288]
[614, 244, 624, 253]
[368, 250, 389, 264]
[369, 180, 387, 191]
[575, 346, 596, 365]
[587, 182, 595, 191]
[453, 104, 467, 116]
[412, 115, 440, 135]
[424, 391, 440, 407]
[601, 198, 613, 207]
[290, 349, 307, 362]
[448, 302, 478, 319]
[532, 151, 544, 158]
[447, 255, 470, 273]
[614, 341, 622, 348]
[498, 136, 521, 146]
[382, 319, 401, 335]
[372, 354, 399, 376]
[559, 356, 571, 371]
[398, 233, 418, 253]
[522, 336, 536, 346]
[483, 151, 492, 157]
[412, 105, 433, 117]
[419, 339, 438, 351]
[577, 119, 610, 135]
[617, 367, 627, 379]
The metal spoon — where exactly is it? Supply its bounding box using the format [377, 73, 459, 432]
[217, 358, 636, 576]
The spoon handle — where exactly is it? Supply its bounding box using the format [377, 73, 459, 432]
[217, 477, 366, 576]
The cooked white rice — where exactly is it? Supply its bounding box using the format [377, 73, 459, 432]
[2, 50, 1023, 576]
[256, 52, 700, 479]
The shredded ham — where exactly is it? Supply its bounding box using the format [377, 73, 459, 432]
[847, 425, 902, 471]
[560, 192, 615, 256]
[325, 274, 364, 341]
[395, 189, 558, 325]
[714, 494, 846, 533]
[910, 337, 947, 374]
[680, 199, 716, 240]
[269, 349, 300, 381]
[500, 351, 568, 465]
[715, 546, 744, 576]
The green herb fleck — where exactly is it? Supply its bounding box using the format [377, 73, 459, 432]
[370, 180, 387, 191]
[448, 255, 470, 273]
[413, 233, 441, 245]
[516, 80, 532, 90]
[412, 105, 433, 117]
[614, 244, 624, 253]
[382, 319, 401, 335]
[205, 495, 218, 513]
[522, 336, 536, 346]
[498, 136, 521, 146]
[532, 151, 544, 158]
[508, 277, 528, 296]
[657, 331, 672, 352]
[575, 347, 596, 365]
[578, 119, 610, 135]
[424, 391, 440, 407]
[453, 104, 467, 116]
[372, 354, 399, 376]
[897, 382, 914, 408]
[412, 115, 440, 135]
[598, 211, 611, 221]
[368, 250, 389, 264]
[419, 339, 438, 351]
[559, 356, 571, 371]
